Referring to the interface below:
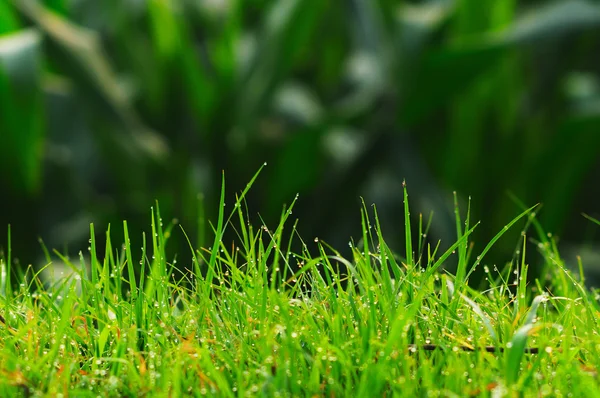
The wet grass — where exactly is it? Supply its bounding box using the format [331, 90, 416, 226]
[1, 172, 600, 397]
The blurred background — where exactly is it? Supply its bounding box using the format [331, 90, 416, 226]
[1, 0, 600, 283]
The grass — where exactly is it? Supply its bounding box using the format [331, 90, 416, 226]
[1, 172, 600, 397]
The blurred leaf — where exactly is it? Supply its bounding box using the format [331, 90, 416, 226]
[564, 72, 600, 116]
[238, 0, 327, 126]
[400, 44, 507, 126]
[498, 0, 600, 45]
[101, 3, 166, 123]
[444, 0, 520, 195]
[566, 106, 600, 127]
[528, 69, 600, 234]
[147, 0, 180, 61]
[0, 29, 44, 194]
[349, 0, 388, 55]
[145, 0, 218, 132]
[146, 0, 242, 139]
[43, 0, 68, 15]
[490, 0, 517, 31]
[334, 0, 405, 120]
[267, 129, 323, 212]
[582, 213, 600, 227]
[145, 0, 217, 131]
[14, 0, 169, 163]
[176, 20, 219, 135]
[322, 127, 366, 169]
[0, 0, 599, 278]
[447, 0, 518, 190]
[396, 2, 453, 54]
[334, 51, 385, 119]
[0, 1, 21, 34]
[205, 0, 241, 89]
[401, 0, 600, 127]
[537, 122, 600, 233]
[273, 82, 323, 127]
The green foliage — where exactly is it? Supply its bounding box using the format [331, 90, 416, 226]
[0, 29, 44, 195]
[1, 0, 600, 275]
[1, 178, 600, 395]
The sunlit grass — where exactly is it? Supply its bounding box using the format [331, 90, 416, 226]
[1, 172, 600, 396]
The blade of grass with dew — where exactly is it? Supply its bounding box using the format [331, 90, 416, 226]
[380, 282, 429, 368]
[448, 193, 472, 328]
[102, 224, 115, 301]
[515, 234, 528, 319]
[505, 294, 547, 386]
[260, 193, 299, 291]
[89, 223, 106, 325]
[179, 224, 204, 291]
[401, 180, 418, 347]
[423, 222, 479, 281]
[196, 193, 206, 255]
[123, 221, 137, 303]
[508, 192, 552, 276]
[417, 211, 434, 268]
[2, 225, 11, 299]
[205, 171, 227, 299]
[145, 204, 169, 306]
[137, 231, 148, 349]
[372, 203, 394, 299]
[205, 166, 265, 296]
[576, 255, 585, 289]
[282, 217, 300, 283]
[225, 165, 266, 228]
[319, 248, 344, 317]
[453, 192, 472, 293]
[448, 279, 497, 343]
[123, 221, 145, 350]
[403, 180, 413, 269]
[418, 212, 424, 266]
[31, 281, 78, 375]
[234, 194, 252, 268]
[465, 204, 538, 282]
[357, 201, 378, 293]
[359, 199, 372, 273]
[206, 185, 267, 343]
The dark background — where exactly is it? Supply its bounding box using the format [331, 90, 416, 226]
[1, 0, 600, 283]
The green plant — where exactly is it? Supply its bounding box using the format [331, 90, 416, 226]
[2, 0, 600, 274]
[1, 174, 600, 396]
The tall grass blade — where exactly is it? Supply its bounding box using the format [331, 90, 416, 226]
[505, 294, 547, 386]
[466, 204, 538, 281]
[403, 180, 413, 268]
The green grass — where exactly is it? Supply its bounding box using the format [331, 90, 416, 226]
[1, 174, 600, 397]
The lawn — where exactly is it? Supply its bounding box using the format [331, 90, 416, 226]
[1, 171, 600, 397]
